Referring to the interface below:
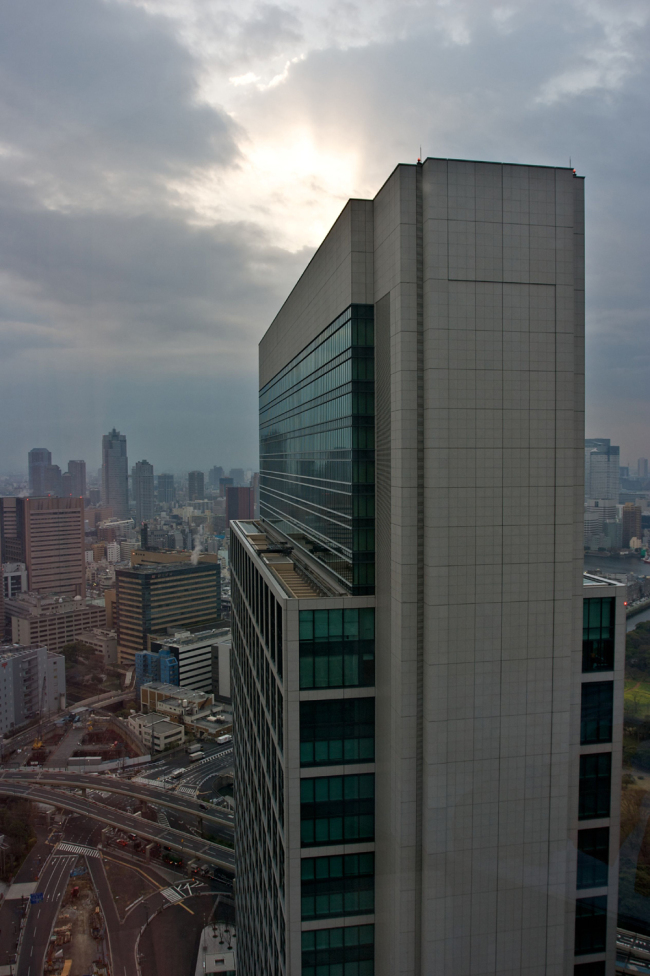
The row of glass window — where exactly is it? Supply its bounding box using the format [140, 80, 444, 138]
[300, 698, 375, 767]
[582, 598, 615, 673]
[301, 923, 374, 976]
[578, 753, 611, 820]
[580, 682, 613, 745]
[301, 774, 375, 847]
[301, 852, 374, 921]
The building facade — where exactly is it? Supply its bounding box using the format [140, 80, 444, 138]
[115, 559, 221, 665]
[231, 158, 616, 976]
[28, 448, 52, 495]
[0, 643, 66, 734]
[6, 592, 107, 653]
[68, 460, 87, 499]
[585, 439, 620, 503]
[133, 459, 155, 527]
[225, 486, 255, 526]
[188, 470, 205, 501]
[148, 627, 228, 692]
[102, 428, 129, 518]
[157, 473, 175, 505]
[0, 496, 85, 596]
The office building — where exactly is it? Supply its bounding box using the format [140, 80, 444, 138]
[225, 486, 255, 526]
[219, 477, 233, 496]
[230, 159, 619, 975]
[135, 645, 179, 691]
[639, 458, 649, 480]
[0, 643, 66, 734]
[28, 448, 52, 495]
[585, 439, 620, 502]
[133, 459, 154, 527]
[102, 428, 129, 518]
[3, 563, 28, 600]
[229, 468, 246, 487]
[211, 633, 231, 702]
[68, 460, 86, 498]
[157, 473, 175, 505]
[127, 710, 185, 751]
[250, 472, 260, 517]
[188, 470, 205, 501]
[115, 557, 221, 665]
[78, 628, 117, 665]
[0, 496, 85, 596]
[148, 627, 228, 692]
[43, 464, 62, 496]
[6, 592, 107, 653]
[622, 503, 642, 548]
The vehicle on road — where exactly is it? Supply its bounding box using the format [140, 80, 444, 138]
[188, 751, 205, 762]
[169, 768, 185, 779]
[186, 742, 202, 755]
[217, 734, 232, 744]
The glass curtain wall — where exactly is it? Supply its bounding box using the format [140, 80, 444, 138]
[259, 304, 375, 594]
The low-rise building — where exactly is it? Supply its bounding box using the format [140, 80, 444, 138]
[2, 563, 27, 600]
[139, 681, 232, 739]
[0, 643, 66, 734]
[5, 592, 107, 654]
[148, 628, 229, 693]
[78, 628, 118, 665]
[127, 711, 185, 751]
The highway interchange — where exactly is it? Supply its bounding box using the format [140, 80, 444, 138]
[0, 739, 235, 975]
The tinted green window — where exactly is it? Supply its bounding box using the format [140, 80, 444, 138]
[583, 598, 615, 672]
[259, 305, 375, 595]
[575, 896, 607, 955]
[301, 924, 374, 976]
[577, 828, 609, 889]
[301, 774, 374, 847]
[580, 682, 613, 745]
[300, 698, 374, 767]
[579, 753, 611, 820]
[301, 852, 374, 920]
[299, 608, 375, 690]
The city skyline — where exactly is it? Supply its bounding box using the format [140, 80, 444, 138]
[0, 1, 648, 474]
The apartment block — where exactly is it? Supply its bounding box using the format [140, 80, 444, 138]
[0, 643, 66, 734]
[231, 158, 615, 976]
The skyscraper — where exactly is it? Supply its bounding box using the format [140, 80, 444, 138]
[102, 428, 128, 518]
[0, 496, 85, 595]
[208, 466, 224, 489]
[67, 460, 86, 498]
[231, 159, 620, 975]
[585, 438, 620, 501]
[157, 473, 175, 505]
[28, 448, 52, 494]
[133, 459, 154, 526]
[225, 486, 254, 526]
[42, 464, 62, 496]
[188, 470, 205, 501]
[229, 467, 246, 487]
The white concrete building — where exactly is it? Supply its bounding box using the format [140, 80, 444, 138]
[0, 643, 66, 734]
[230, 159, 621, 976]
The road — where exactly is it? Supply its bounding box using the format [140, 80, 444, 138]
[0, 754, 234, 830]
[0, 781, 235, 871]
[17, 852, 77, 976]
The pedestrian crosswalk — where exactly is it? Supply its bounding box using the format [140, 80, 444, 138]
[176, 785, 197, 798]
[56, 842, 101, 858]
[157, 809, 170, 827]
[160, 886, 183, 903]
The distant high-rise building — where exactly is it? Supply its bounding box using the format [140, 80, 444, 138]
[115, 558, 221, 665]
[639, 458, 649, 479]
[231, 159, 623, 976]
[88, 487, 101, 506]
[585, 438, 620, 501]
[188, 470, 204, 501]
[157, 473, 175, 505]
[225, 486, 254, 525]
[28, 448, 52, 495]
[43, 463, 62, 496]
[68, 460, 86, 498]
[133, 460, 154, 526]
[0, 496, 85, 595]
[102, 428, 129, 518]
[219, 477, 233, 497]
[208, 466, 224, 488]
[229, 467, 245, 487]
[620, 466, 630, 480]
[250, 472, 260, 517]
[622, 503, 642, 547]
[60, 471, 72, 495]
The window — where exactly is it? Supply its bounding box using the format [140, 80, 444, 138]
[300, 698, 374, 767]
[300, 774, 374, 847]
[580, 682, 613, 745]
[299, 608, 375, 690]
[583, 598, 615, 672]
[301, 924, 374, 976]
[574, 964, 605, 976]
[577, 828, 609, 889]
[575, 896, 607, 955]
[579, 753, 611, 820]
[301, 852, 374, 920]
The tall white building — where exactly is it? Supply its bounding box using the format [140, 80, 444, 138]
[231, 158, 623, 976]
[0, 643, 66, 734]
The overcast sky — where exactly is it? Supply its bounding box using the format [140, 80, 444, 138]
[0, 0, 648, 476]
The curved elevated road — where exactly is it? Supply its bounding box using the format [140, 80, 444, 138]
[0, 780, 235, 872]
[0, 767, 234, 829]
